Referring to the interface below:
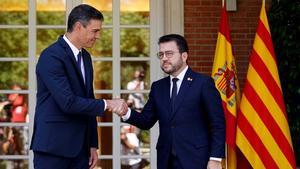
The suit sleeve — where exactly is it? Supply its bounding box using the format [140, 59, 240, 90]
[201, 77, 225, 158]
[90, 67, 99, 148]
[89, 116, 99, 148]
[125, 83, 158, 130]
[37, 50, 105, 116]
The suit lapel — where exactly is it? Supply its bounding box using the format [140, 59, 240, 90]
[159, 77, 172, 115]
[82, 50, 92, 94]
[169, 68, 194, 120]
[76, 52, 86, 88]
[58, 36, 86, 90]
[69, 51, 83, 82]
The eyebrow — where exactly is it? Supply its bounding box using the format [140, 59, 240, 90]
[159, 50, 174, 53]
[92, 28, 101, 32]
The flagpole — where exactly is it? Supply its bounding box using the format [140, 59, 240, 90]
[223, 1, 229, 168]
[226, 147, 228, 169]
[221, 1, 228, 169]
[222, 1, 227, 168]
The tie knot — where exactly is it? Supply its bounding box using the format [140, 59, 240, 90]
[172, 78, 178, 83]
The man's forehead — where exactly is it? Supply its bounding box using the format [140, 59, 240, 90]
[86, 19, 102, 27]
[159, 41, 178, 50]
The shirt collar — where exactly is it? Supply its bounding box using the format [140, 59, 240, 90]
[170, 66, 188, 82]
[63, 35, 81, 57]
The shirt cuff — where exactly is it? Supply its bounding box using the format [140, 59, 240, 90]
[121, 108, 131, 121]
[209, 157, 222, 162]
[103, 99, 107, 111]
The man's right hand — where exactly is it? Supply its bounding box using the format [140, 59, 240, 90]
[106, 99, 128, 116]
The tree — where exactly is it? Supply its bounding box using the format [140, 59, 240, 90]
[269, 0, 300, 165]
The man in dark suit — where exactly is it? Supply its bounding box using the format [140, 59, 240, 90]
[123, 34, 225, 169]
[30, 4, 128, 169]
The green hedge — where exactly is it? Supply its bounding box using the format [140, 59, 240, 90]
[269, 0, 300, 165]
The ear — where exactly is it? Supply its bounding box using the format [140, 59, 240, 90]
[182, 52, 188, 62]
[74, 21, 82, 31]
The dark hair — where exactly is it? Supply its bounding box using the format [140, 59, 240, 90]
[158, 34, 189, 54]
[67, 4, 104, 32]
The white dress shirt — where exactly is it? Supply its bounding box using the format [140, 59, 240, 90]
[63, 35, 109, 110]
[169, 66, 188, 96]
[63, 35, 86, 83]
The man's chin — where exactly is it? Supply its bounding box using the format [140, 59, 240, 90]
[162, 68, 172, 74]
[86, 44, 94, 48]
[84, 42, 96, 48]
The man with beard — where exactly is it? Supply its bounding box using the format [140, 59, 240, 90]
[122, 34, 225, 169]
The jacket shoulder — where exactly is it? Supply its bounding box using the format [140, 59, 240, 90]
[151, 76, 169, 87]
[39, 38, 67, 61]
[189, 69, 212, 82]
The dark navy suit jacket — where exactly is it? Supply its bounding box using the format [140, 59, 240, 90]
[30, 36, 105, 158]
[126, 68, 225, 169]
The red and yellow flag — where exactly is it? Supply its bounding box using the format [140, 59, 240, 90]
[212, 6, 240, 169]
[236, 2, 296, 169]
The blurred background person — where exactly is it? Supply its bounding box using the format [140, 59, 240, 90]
[7, 84, 28, 123]
[0, 84, 27, 169]
[123, 69, 150, 169]
[120, 125, 142, 169]
[127, 69, 146, 111]
[0, 99, 10, 122]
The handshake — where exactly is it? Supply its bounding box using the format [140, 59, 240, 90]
[106, 99, 128, 117]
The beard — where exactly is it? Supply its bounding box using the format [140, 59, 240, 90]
[161, 59, 184, 75]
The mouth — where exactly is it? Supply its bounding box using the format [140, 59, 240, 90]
[162, 62, 171, 67]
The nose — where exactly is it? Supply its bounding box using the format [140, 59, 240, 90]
[95, 32, 100, 39]
[161, 54, 168, 60]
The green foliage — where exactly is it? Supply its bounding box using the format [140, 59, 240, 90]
[0, 27, 28, 89]
[0, 29, 28, 57]
[102, 11, 113, 25]
[37, 11, 65, 25]
[121, 11, 149, 25]
[36, 29, 65, 55]
[269, 0, 300, 165]
[121, 28, 149, 57]
[0, 62, 28, 89]
[0, 11, 27, 25]
[139, 130, 150, 145]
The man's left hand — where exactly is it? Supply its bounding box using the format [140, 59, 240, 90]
[207, 160, 222, 169]
[89, 148, 98, 169]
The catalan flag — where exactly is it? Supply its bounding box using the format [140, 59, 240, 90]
[212, 6, 240, 169]
[235, 2, 296, 169]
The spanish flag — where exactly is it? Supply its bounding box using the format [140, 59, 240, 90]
[235, 1, 296, 169]
[212, 5, 240, 169]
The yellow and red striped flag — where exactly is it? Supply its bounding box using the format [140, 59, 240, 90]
[212, 5, 240, 169]
[236, 2, 296, 169]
